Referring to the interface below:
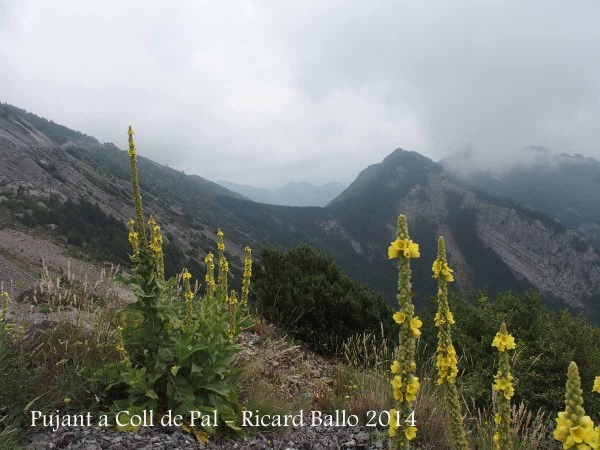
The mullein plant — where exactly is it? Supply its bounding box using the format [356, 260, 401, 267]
[127, 126, 146, 243]
[387, 215, 422, 448]
[148, 216, 165, 280]
[0, 291, 9, 363]
[182, 268, 193, 319]
[433, 237, 468, 450]
[227, 290, 239, 340]
[491, 323, 516, 450]
[241, 246, 252, 306]
[127, 219, 140, 258]
[217, 228, 229, 301]
[204, 252, 216, 297]
[101, 127, 245, 438]
[553, 361, 600, 449]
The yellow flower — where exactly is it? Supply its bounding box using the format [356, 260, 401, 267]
[447, 311, 455, 324]
[405, 376, 420, 402]
[410, 316, 422, 339]
[568, 426, 586, 444]
[390, 361, 400, 374]
[393, 389, 404, 402]
[406, 240, 420, 258]
[388, 408, 399, 437]
[391, 375, 403, 390]
[388, 238, 420, 259]
[494, 413, 502, 424]
[182, 269, 192, 280]
[435, 310, 455, 326]
[432, 258, 454, 282]
[593, 376, 600, 394]
[393, 311, 406, 324]
[492, 332, 517, 352]
[388, 238, 406, 259]
[405, 426, 417, 440]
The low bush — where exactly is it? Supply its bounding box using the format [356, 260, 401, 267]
[252, 244, 394, 354]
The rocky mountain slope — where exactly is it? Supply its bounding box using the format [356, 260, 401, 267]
[442, 147, 600, 249]
[1, 103, 599, 319]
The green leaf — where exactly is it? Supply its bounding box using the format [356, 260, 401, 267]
[145, 389, 158, 400]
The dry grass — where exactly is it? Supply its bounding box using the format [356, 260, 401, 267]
[232, 328, 331, 431]
[0, 267, 124, 443]
[466, 399, 557, 449]
[28, 261, 123, 311]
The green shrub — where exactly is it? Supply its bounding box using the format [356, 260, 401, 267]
[252, 244, 394, 354]
[419, 290, 600, 415]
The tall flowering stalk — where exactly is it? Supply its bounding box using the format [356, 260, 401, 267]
[182, 268, 193, 319]
[492, 323, 516, 450]
[433, 237, 468, 450]
[127, 126, 146, 244]
[553, 361, 600, 449]
[148, 216, 165, 279]
[228, 290, 239, 340]
[241, 246, 252, 306]
[217, 229, 228, 300]
[204, 252, 216, 297]
[1, 291, 8, 322]
[388, 214, 421, 449]
[127, 219, 140, 258]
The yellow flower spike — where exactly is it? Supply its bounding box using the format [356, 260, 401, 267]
[1, 291, 9, 322]
[182, 268, 194, 318]
[204, 252, 216, 297]
[127, 126, 147, 244]
[127, 219, 140, 258]
[217, 228, 225, 252]
[241, 246, 252, 306]
[148, 216, 165, 279]
[492, 322, 516, 450]
[227, 290, 239, 340]
[492, 330, 517, 352]
[388, 214, 420, 449]
[433, 238, 468, 449]
[216, 228, 228, 300]
[554, 362, 599, 449]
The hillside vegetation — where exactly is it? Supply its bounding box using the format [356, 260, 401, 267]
[1, 126, 600, 450]
[2, 104, 600, 321]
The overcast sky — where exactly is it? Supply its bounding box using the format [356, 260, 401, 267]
[1, 1, 599, 187]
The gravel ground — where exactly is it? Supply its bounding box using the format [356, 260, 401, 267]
[27, 425, 385, 450]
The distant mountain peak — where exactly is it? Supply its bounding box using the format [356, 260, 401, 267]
[217, 180, 346, 207]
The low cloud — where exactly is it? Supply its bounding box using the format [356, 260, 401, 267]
[1, 0, 599, 186]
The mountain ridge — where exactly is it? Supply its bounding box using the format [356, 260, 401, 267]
[1, 103, 599, 320]
[217, 180, 346, 207]
[442, 147, 600, 249]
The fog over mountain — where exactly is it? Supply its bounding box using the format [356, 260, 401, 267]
[217, 180, 346, 206]
[1, 1, 600, 185]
